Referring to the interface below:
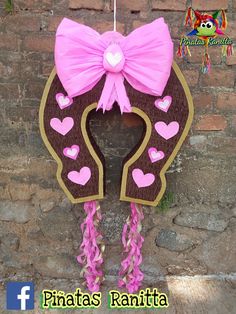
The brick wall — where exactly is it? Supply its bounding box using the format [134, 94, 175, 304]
[0, 1, 235, 285]
[1, 0, 236, 136]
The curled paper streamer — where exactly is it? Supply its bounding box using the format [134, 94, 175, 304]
[77, 201, 105, 292]
[118, 202, 144, 293]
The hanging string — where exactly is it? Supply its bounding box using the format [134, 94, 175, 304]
[118, 202, 144, 293]
[113, 0, 117, 32]
[77, 201, 105, 292]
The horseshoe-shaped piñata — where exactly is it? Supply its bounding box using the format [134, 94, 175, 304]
[39, 18, 194, 293]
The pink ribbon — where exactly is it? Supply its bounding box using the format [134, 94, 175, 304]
[77, 201, 104, 292]
[118, 202, 144, 293]
[55, 18, 173, 113]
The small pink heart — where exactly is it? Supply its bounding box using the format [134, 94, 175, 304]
[132, 168, 155, 188]
[155, 96, 172, 112]
[68, 167, 91, 186]
[63, 145, 80, 160]
[56, 93, 73, 110]
[50, 117, 74, 136]
[148, 147, 165, 163]
[155, 121, 179, 140]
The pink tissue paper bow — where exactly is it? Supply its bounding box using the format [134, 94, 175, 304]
[55, 18, 173, 113]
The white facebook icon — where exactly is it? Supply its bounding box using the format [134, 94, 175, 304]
[7, 282, 34, 310]
[17, 286, 31, 310]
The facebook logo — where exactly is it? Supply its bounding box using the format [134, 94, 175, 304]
[6, 282, 34, 310]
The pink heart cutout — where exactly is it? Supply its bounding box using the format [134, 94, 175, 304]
[63, 145, 80, 160]
[132, 168, 155, 188]
[50, 117, 74, 136]
[68, 167, 91, 186]
[56, 93, 73, 109]
[148, 147, 165, 163]
[155, 96, 172, 112]
[155, 121, 179, 140]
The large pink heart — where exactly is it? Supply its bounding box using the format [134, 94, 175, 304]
[63, 145, 80, 160]
[155, 121, 179, 140]
[50, 117, 74, 136]
[132, 168, 155, 188]
[67, 167, 91, 186]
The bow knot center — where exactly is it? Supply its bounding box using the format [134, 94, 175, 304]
[103, 44, 125, 73]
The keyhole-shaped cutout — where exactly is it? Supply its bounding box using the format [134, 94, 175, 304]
[88, 107, 144, 196]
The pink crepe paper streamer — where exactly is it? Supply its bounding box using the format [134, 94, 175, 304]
[77, 201, 104, 292]
[118, 202, 144, 293]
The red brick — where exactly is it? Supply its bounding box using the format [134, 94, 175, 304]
[0, 34, 18, 50]
[14, 0, 53, 11]
[42, 63, 54, 77]
[169, 25, 182, 39]
[134, 18, 179, 35]
[184, 46, 203, 64]
[192, 0, 228, 10]
[226, 54, 236, 66]
[182, 69, 199, 87]
[23, 81, 46, 99]
[69, 0, 104, 10]
[115, 0, 148, 11]
[6, 106, 38, 123]
[226, 21, 236, 40]
[47, 16, 65, 32]
[5, 15, 40, 32]
[152, 0, 186, 11]
[160, 12, 186, 39]
[90, 21, 125, 34]
[217, 93, 236, 111]
[132, 20, 146, 30]
[200, 68, 235, 88]
[0, 62, 20, 80]
[231, 115, 236, 131]
[186, 46, 222, 65]
[195, 114, 227, 131]
[0, 83, 20, 99]
[193, 93, 213, 111]
[209, 136, 236, 155]
[20, 62, 41, 79]
[234, 0, 236, 10]
[23, 36, 54, 52]
[209, 47, 228, 64]
[122, 113, 143, 128]
[47, 16, 84, 32]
